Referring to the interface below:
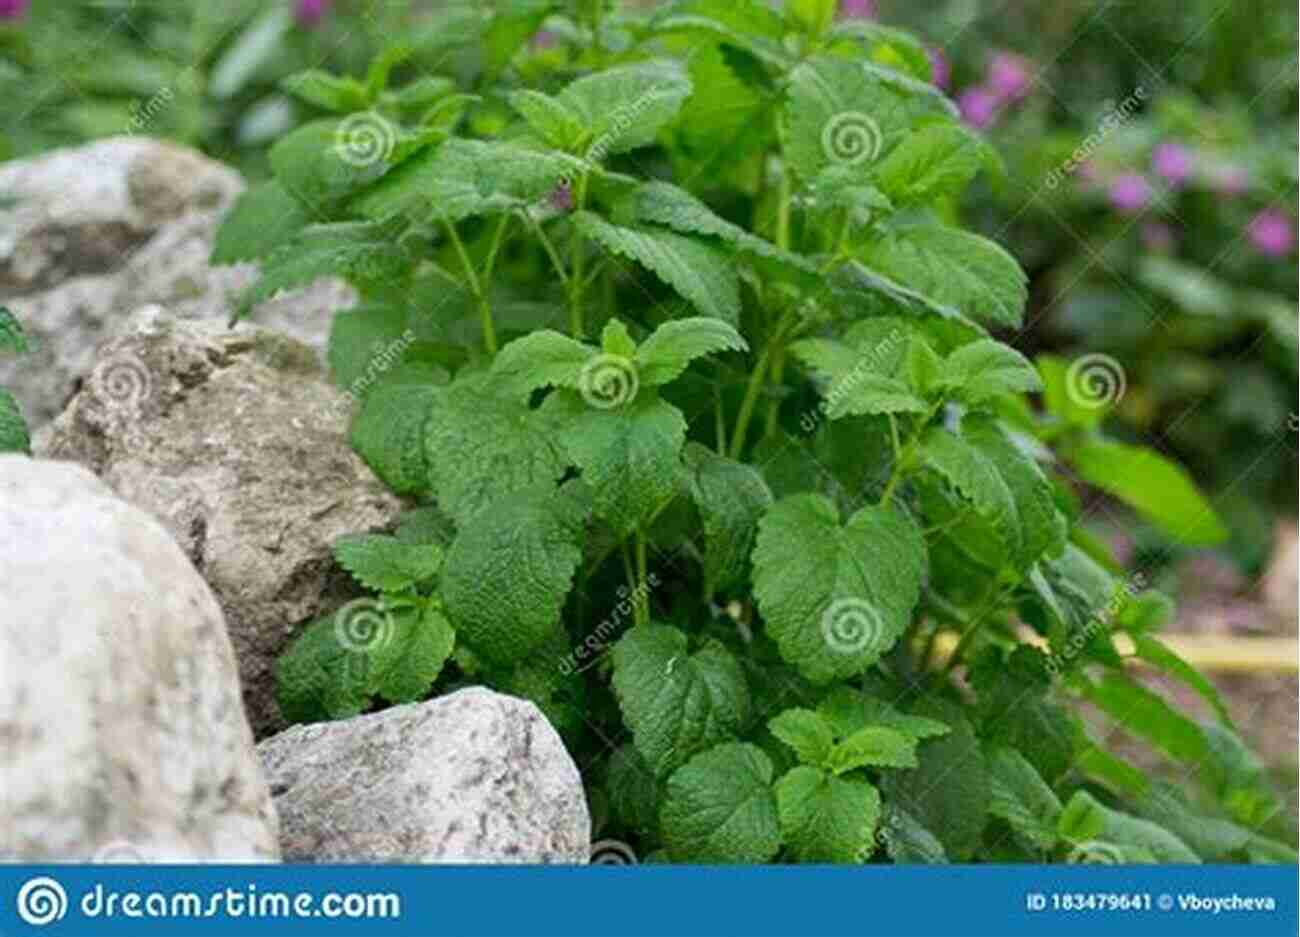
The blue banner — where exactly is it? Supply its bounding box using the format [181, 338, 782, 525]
[0, 864, 1294, 936]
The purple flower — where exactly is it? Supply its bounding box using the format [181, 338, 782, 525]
[548, 183, 574, 213]
[958, 87, 999, 130]
[295, 0, 328, 28]
[987, 52, 1031, 102]
[838, 0, 877, 18]
[1140, 221, 1176, 252]
[1247, 209, 1295, 257]
[1108, 173, 1152, 213]
[928, 48, 950, 90]
[1151, 142, 1193, 186]
[532, 30, 559, 49]
[0, 0, 28, 20]
[1210, 164, 1249, 196]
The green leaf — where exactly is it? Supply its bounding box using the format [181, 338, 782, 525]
[441, 483, 587, 668]
[940, 340, 1042, 404]
[785, 0, 837, 35]
[1129, 633, 1233, 727]
[356, 139, 583, 223]
[350, 382, 438, 496]
[209, 6, 294, 100]
[545, 392, 686, 537]
[0, 307, 31, 355]
[788, 335, 927, 418]
[508, 89, 586, 150]
[986, 746, 1062, 852]
[1037, 354, 1105, 430]
[211, 180, 314, 266]
[487, 625, 587, 744]
[606, 744, 662, 836]
[332, 533, 443, 592]
[872, 123, 996, 204]
[281, 69, 370, 112]
[859, 224, 1028, 328]
[482, 0, 554, 74]
[327, 301, 413, 397]
[634, 317, 748, 386]
[369, 604, 455, 704]
[0, 389, 29, 454]
[1135, 783, 1250, 861]
[612, 624, 751, 778]
[490, 329, 595, 400]
[423, 371, 569, 526]
[557, 60, 692, 158]
[683, 443, 773, 593]
[660, 743, 781, 862]
[1084, 673, 1208, 765]
[920, 427, 1019, 556]
[573, 212, 741, 323]
[829, 22, 934, 82]
[880, 803, 948, 863]
[880, 699, 989, 861]
[768, 708, 836, 767]
[648, 0, 793, 70]
[828, 726, 918, 772]
[1068, 440, 1227, 546]
[776, 765, 880, 862]
[752, 494, 925, 683]
[270, 118, 395, 210]
[816, 688, 951, 744]
[275, 614, 371, 724]
[1059, 791, 1200, 863]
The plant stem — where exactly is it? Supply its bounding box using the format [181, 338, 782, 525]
[940, 585, 1004, 679]
[714, 365, 728, 455]
[762, 168, 795, 436]
[731, 309, 797, 459]
[635, 529, 649, 626]
[568, 173, 590, 338]
[524, 211, 570, 286]
[880, 398, 945, 506]
[444, 219, 500, 355]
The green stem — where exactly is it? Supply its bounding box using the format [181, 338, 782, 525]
[635, 529, 649, 626]
[714, 365, 728, 456]
[524, 211, 570, 286]
[880, 398, 945, 506]
[940, 585, 1004, 679]
[444, 219, 499, 355]
[732, 309, 798, 459]
[568, 173, 591, 338]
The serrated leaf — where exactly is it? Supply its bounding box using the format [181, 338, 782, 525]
[482, 0, 553, 74]
[0, 389, 30, 454]
[490, 329, 595, 399]
[768, 708, 836, 767]
[752, 494, 925, 683]
[545, 392, 685, 536]
[776, 765, 880, 862]
[612, 624, 751, 778]
[921, 427, 1019, 556]
[1084, 673, 1208, 765]
[509, 89, 586, 150]
[1069, 440, 1227, 546]
[785, 0, 836, 35]
[648, 0, 793, 70]
[281, 69, 370, 112]
[275, 614, 371, 724]
[424, 371, 569, 526]
[880, 803, 948, 863]
[369, 604, 455, 704]
[872, 123, 996, 204]
[817, 688, 951, 744]
[828, 726, 918, 772]
[634, 317, 748, 386]
[1059, 791, 1200, 863]
[788, 335, 926, 418]
[486, 625, 587, 744]
[987, 746, 1062, 852]
[859, 224, 1027, 328]
[1129, 633, 1233, 727]
[684, 442, 773, 593]
[829, 21, 932, 82]
[573, 212, 741, 323]
[0, 307, 31, 355]
[606, 744, 663, 836]
[557, 60, 692, 158]
[940, 339, 1042, 404]
[332, 533, 443, 592]
[441, 483, 586, 668]
[270, 118, 396, 210]
[660, 743, 781, 862]
[350, 382, 437, 496]
[212, 180, 314, 266]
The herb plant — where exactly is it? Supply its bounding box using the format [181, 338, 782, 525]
[0, 307, 30, 454]
[216, 0, 1296, 864]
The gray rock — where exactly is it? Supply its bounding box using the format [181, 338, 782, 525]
[0, 136, 353, 427]
[35, 308, 404, 738]
[0, 455, 278, 861]
[258, 688, 590, 863]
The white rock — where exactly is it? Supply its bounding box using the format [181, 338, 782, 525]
[0, 455, 278, 861]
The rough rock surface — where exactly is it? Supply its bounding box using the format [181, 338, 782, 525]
[35, 308, 404, 737]
[257, 688, 591, 863]
[0, 136, 353, 426]
[0, 455, 278, 861]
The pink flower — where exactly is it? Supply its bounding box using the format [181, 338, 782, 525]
[295, 0, 328, 27]
[533, 30, 559, 49]
[1109, 173, 1152, 213]
[548, 183, 574, 213]
[0, 0, 28, 19]
[1151, 143, 1193, 186]
[1247, 209, 1295, 257]
[928, 48, 950, 90]
[1210, 164, 1249, 196]
[958, 87, 999, 130]
[1140, 221, 1176, 252]
[838, 0, 877, 18]
[988, 52, 1032, 102]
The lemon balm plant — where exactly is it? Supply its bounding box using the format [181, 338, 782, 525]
[215, 0, 1295, 864]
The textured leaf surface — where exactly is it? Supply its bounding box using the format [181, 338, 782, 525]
[660, 743, 781, 862]
[880, 803, 948, 863]
[1085, 673, 1208, 764]
[0, 389, 29, 454]
[634, 317, 747, 386]
[940, 339, 1042, 404]
[1059, 791, 1200, 863]
[776, 765, 880, 862]
[684, 443, 773, 593]
[0, 307, 28, 355]
[788, 336, 926, 418]
[212, 181, 314, 265]
[441, 484, 586, 668]
[872, 123, 995, 204]
[752, 494, 925, 683]
[606, 744, 663, 836]
[369, 605, 455, 704]
[275, 615, 370, 724]
[490, 330, 595, 399]
[921, 428, 1019, 556]
[612, 624, 751, 778]
[557, 60, 692, 158]
[508, 88, 586, 149]
[350, 383, 437, 496]
[987, 746, 1062, 851]
[768, 708, 836, 767]
[332, 533, 443, 592]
